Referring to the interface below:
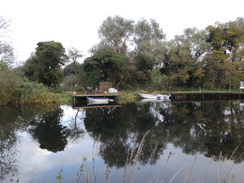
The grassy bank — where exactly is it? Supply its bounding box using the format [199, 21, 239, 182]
[0, 84, 72, 106]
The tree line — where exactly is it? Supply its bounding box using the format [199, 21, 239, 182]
[0, 15, 244, 104]
[61, 16, 244, 91]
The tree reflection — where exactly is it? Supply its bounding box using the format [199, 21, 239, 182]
[157, 101, 244, 162]
[84, 102, 167, 167]
[28, 107, 69, 152]
[84, 100, 244, 169]
[66, 109, 85, 141]
[0, 106, 22, 180]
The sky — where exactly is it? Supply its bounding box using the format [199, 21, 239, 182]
[0, 0, 244, 64]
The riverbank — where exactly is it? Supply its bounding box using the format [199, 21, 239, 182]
[2, 89, 243, 106]
[116, 89, 244, 103]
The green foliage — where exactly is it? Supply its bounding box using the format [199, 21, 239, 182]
[29, 107, 69, 152]
[160, 28, 208, 88]
[133, 18, 166, 66]
[0, 70, 21, 105]
[0, 69, 65, 105]
[62, 62, 87, 91]
[204, 21, 244, 89]
[151, 67, 165, 90]
[61, 74, 86, 92]
[0, 16, 15, 68]
[19, 78, 49, 103]
[91, 16, 243, 90]
[83, 50, 127, 88]
[56, 169, 63, 183]
[158, 19, 244, 90]
[97, 15, 134, 54]
[0, 60, 9, 70]
[22, 41, 68, 89]
[135, 55, 154, 71]
[63, 62, 82, 77]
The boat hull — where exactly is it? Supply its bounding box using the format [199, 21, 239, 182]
[139, 93, 171, 100]
[87, 97, 109, 104]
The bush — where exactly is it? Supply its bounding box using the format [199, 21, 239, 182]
[0, 70, 21, 105]
[19, 78, 49, 104]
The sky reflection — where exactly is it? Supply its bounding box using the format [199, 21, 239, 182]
[3, 102, 244, 183]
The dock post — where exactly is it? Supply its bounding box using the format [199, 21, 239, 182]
[73, 96, 76, 105]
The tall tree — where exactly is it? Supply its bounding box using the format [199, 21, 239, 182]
[205, 22, 244, 88]
[23, 41, 68, 89]
[0, 16, 14, 69]
[160, 28, 210, 88]
[133, 18, 166, 66]
[97, 15, 134, 54]
[67, 46, 83, 64]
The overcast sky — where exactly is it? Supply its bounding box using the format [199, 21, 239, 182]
[1, 0, 244, 63]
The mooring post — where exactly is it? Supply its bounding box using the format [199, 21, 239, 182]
[73, 96, 76, 105]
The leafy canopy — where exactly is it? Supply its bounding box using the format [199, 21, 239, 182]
[23, 41, 68, 89]
[83, 50, 127, 87]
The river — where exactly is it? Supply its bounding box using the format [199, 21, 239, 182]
[0, 100, 244, 183]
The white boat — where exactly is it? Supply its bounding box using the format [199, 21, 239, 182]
[140, 98, 170, 103]
[108, 88, 118, 93]
[87, 97, 109, 104]
[240, 103, 244, 111]
[139, 93, 171, 100]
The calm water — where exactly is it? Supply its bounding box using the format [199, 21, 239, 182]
[0, 100, 244, 183]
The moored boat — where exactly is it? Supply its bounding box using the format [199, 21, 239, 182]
[87, 97, 109, 104]
[139, 93, 171, 100]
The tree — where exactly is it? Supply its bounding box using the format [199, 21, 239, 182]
[63, 62, 82, 77]
[205, 22, 244, 88]
[67, 47, 83, 64]
[0, 16, 14, 69]
[22, 41, 68, 89]
[160, 28, 210, 88]
[62, 62, 86, 91]
[83, 51, 127, 88]
[133, 54, 154, 86]
[133, 18, 166, 66]
[28, 107, 69, 152]
[97, 15, 134, 54]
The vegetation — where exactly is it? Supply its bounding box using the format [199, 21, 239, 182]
[22, 41, 68, 90]
[63, 16, 244, 91]
[0, 15, 243, 105]
[83, 50, 128, 88]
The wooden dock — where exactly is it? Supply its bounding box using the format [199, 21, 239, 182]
[72, 93, 121, 97]
[171, 92, 244, 101]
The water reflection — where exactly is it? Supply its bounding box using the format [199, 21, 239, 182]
[0, 100, 244, 182]
[82, 101, 244, 167]
[0, 106, 21, 180]
[28, 107, 69, 152]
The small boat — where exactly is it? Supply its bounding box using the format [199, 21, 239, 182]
[240, 103, 244, 111]
[139, 93, 171, 100]
[140, 98, 170, 103]
[108, 88, 118, 93]
[87, 97, 109, 104]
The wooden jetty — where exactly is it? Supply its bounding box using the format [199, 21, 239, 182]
[171, 92, 244, 101]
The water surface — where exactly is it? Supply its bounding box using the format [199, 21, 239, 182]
[0, 100, 244, 183]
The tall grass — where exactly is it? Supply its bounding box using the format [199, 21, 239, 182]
[0, 72, 70, 105]
[50, 130, 241, 183]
